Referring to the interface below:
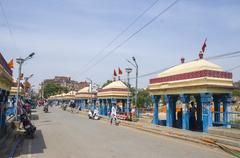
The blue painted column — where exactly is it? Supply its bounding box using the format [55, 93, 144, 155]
[165, 95, 177, 127]
[200, 93, 213, 133]
[152, 95, 160, 125]
[103, 99, 107, 116]
[213, 97, 221, 124]
[180, 94, 190, 130]
[99, 99, 102, 115]
[222, 94, 232, 128]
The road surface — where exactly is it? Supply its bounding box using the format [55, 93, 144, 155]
[15, 107, 234, 158]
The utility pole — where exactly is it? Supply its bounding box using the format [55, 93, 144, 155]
[86, 78, 93, 109]
[127, 56, 138, 108]
[16, 52, 35, 121]
[125, 67, 132, 112]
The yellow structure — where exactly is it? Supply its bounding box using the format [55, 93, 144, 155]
[148, 55, 233, 132]
[97, 80, 131, 115]
[75, 86, 96, 109]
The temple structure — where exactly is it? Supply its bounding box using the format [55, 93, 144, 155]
[97, 80, 131, 116]
[0, 53, 13, 137]
[75, 86, 97, 110]
[148, 54, 233, 132]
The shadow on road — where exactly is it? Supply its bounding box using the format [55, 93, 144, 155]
[30, 114, 39, 120]
[15, 130, 47, 157]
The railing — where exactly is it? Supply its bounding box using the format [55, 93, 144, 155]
[212, 111, 240, 127]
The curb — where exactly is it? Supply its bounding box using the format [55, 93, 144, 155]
[75, 109, 240, 155]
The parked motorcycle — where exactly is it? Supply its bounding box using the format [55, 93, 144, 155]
[20, 112, 36, 138]
[88, 109, 100, 120]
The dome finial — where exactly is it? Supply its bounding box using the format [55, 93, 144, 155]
[199, 51, 203, 59]
[181, 57, 185, 63]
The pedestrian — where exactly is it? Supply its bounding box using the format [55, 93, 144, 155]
[110, 104, 117, 125]
[189, 102, 197, 130]
[177, 108, 182, 128]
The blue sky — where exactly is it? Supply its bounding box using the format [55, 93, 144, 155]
[0, 0, 240, 89]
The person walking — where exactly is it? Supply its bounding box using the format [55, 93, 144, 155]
[110, 104, 117, 125]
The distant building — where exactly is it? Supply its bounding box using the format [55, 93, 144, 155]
[41, 76, 89, 92]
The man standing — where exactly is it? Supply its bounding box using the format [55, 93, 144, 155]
[110, 104, 117, 125]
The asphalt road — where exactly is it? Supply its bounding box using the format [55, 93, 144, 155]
[15, 107, 234, 158]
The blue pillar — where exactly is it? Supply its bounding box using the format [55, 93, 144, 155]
[126, 97, 130, 113]
[180, 94, 190, 130]
[152, 95, 160, 125]
[222, 94, 232, 128]
[165, 95, 177, 127]
[103, 99, 107, 116]
[200, 93, 213, 133]
[213, 97, 221, 124]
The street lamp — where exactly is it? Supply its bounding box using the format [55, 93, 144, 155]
[86, 78, 93, 109]
[126, 56, 138, 108]
[24, 74, 34, 81]
[125, 68, 132, 112]
[15, 52, 35, 120]
[24, 74, 34, 97]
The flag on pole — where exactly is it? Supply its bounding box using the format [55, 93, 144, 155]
[201, 38, 207, 53]
[118, 67, 122, 75]
[7, 59, 14, 69]
[113, 69, 117, 76]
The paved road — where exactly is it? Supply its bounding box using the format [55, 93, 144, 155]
[15, 107, 234, 158]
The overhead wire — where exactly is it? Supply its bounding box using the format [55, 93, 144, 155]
[79, 0, 180, 77]
[80, 0, 161, 71]
[123, 50, 240, 81]
[0, 0, 18, 52]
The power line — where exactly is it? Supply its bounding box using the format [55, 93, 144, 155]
[80, 0, 161, 71]
[206, 51, 240, 60]
[227, 64, 240, 72]
[124, 50, 240, 81]
[0, 0, 18, 52]
[79, 0, 180, 77]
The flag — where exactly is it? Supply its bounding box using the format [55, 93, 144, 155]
[118, 67, 122, 75]
[113, 69, 117, 76]
[201, 38, 207, 53]
[7, 59, 14, 69]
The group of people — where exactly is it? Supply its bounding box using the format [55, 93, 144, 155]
[177, 102, 197, 130]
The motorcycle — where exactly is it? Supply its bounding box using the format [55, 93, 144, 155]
[20, 112, 36, 138]
[88, 110, 100, 120]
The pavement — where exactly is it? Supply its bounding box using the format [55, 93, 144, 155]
[12, 106, 236, 158]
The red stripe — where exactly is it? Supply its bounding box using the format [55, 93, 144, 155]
[150, 70, 232, 84]
[98, 88, 128, 92]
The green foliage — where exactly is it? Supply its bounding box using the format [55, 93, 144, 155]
[233, 89, 240, 96]
[44, 83, 69, 98]
[132, 88, 152, 108]
[102, 80, 113, 88]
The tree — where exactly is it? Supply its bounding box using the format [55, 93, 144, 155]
[132, 88, 152, 108]
[43, 83, 69, 98]
[102, 80, 113, 88]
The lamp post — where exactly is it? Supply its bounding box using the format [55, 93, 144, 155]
[127, 56, 138, 108]
[24, 74, 34, 96]
[16, 52, 35, 120]
[86, 78, 93, 109]
[125, 67, 132, 112]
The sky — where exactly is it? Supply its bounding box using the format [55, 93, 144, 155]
[0, 0, 240, 90]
